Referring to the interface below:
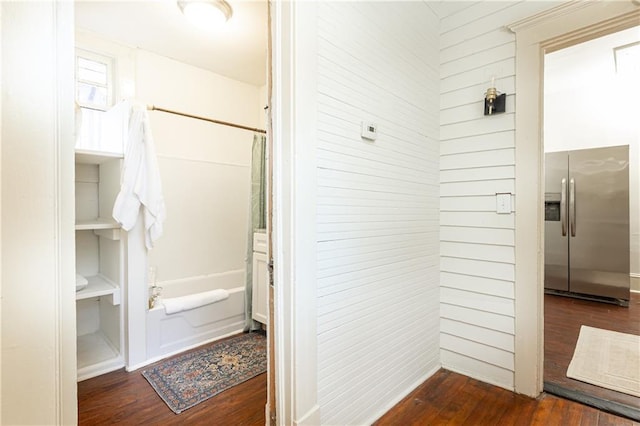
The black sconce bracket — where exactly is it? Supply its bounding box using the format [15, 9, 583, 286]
[484, 93, 506, 116]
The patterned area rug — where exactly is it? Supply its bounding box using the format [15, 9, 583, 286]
[142, 332, 267, 414]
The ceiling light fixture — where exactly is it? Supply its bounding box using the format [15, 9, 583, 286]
[177, 0, 233, 30]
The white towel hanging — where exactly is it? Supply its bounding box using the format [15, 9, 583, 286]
[112, 101, 166, 249]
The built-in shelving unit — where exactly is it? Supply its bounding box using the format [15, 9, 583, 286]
[75, 149, 125, 381]
[76, 275, 120, 304]
[75, 149, 123, 165]
[75, 218, 120, 230]
[76, 331, 122, 380]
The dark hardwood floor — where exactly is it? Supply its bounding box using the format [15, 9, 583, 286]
[80, 294, 640, 425]
[78, 337, 267, 425]
[544, 292, 640, 410]
[79, 369, 266, 425]
[80, 362, 637, 425]
[375, 369, 639, 426]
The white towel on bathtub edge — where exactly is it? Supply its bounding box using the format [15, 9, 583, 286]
[162, 289, 229, 315]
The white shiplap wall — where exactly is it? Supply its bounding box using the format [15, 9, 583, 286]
[316, 2, 440, 424]
[439, 0, 561, 390]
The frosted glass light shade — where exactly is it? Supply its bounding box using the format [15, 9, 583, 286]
[178, 0, 232, 30]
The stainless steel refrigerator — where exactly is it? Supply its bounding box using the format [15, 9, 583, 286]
[544, 145, 630, 303]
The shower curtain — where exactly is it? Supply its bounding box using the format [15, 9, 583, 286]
[245, 133, 267, 332]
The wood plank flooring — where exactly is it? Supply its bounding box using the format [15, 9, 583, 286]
[78, 336, 267, 425]
[79, 293, 640, 425]
[375, 369, 640, 426]
[544, 292, 640, 410]
[80, 363, 637, 425]
[79, 369, 266, 425]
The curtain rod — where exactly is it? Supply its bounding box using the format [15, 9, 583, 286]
[147, 105, 267, 134]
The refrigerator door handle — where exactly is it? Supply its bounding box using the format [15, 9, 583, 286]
[569, 177, 576, 237]
[561, 178, 567, 236]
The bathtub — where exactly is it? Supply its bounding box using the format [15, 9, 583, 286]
[146, 272, 245, 361]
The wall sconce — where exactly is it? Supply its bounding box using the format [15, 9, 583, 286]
[484, 77, 506, 116]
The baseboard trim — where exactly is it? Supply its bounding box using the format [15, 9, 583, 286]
[294, 404, 321, 426]
[126, 328, 244, 372]
[544, 382, 640, 422]
[442, 363, 515, 393]
[367, 364, 441, 425]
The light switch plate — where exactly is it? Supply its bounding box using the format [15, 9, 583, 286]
[496, 193, 511, 214]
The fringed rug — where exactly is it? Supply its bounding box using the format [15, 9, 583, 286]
[142, 332, 267, 414]
[567, 325, 640, 397]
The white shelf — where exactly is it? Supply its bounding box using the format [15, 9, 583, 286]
[74, 145, 124, 381]
[75, 149, 123, 165]
[92, 228, 121, 241]
[76, 275, 120, 304]
[77, 331, 124, 381]
[75, 218, 120, 231]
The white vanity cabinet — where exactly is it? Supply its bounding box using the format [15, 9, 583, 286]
[252, 231, 268, 325]
[74, 150, 125, 381]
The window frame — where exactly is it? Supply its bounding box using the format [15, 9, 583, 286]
[75, 48, 114, 111]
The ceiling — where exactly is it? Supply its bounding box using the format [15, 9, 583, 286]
[545, 25, 640, 94]
[75, 0, 268, 87]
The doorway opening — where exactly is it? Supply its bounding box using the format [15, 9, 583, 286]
[72, 1, 274, 423]
[541, 25, 640, 419]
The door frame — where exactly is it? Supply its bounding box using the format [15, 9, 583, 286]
[2, 1, 77, 423]
[270, 1, 321, 425]
[12, 0, 327, 423]
[508, 1, 639, 397]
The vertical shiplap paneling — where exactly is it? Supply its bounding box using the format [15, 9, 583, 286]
[439, 0, 560, 390]
[316, 2, 440, 424]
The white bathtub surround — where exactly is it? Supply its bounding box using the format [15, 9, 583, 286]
[139, 271, 245, 366]
[133, 49, 261, 367]
[113, 101, 166, 250]
[162, 289, 229, 314]
[146, 285, 245, 363]
[157, 269, 245, 297]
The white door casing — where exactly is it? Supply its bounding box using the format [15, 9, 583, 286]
[270, 1, 321, 425]
[508, 0, 639, 397]
[1, 1, 77, 424]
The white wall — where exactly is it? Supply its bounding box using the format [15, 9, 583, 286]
[544, 26, 640, 276]
[259, 84, 267, 131]
[1, 2, 77, 424]
[0, 2, 3, 409]
[138, 50, 260, 291]
[315, 3, 440, 424]
[439, 1, 562, 390]
[138, 52, 262, 364]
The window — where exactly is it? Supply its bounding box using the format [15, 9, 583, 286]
[614, 38, 640, 76]
[75, 49, 113, 110]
